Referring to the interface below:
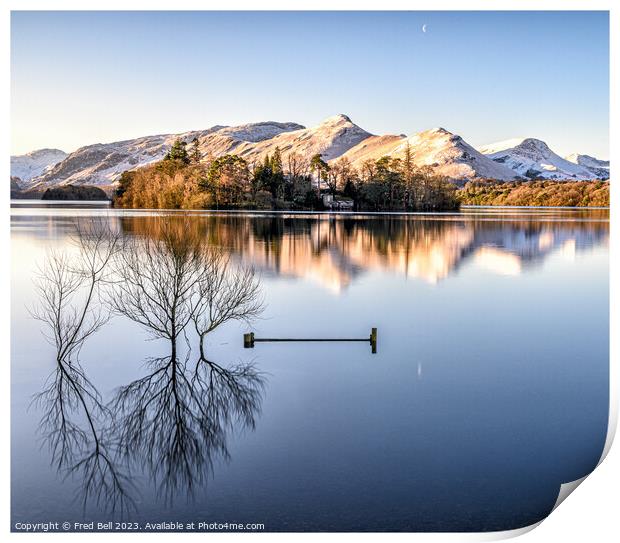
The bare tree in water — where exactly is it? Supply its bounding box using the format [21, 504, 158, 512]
[107, 218, 265, 502]
[193, 249, 264, 361]
[30, 219, 134, 513]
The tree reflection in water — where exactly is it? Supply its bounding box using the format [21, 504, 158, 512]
[30, 220, 134, 513]
[109, 352, 264, 502]
[31, 216, 265, 512]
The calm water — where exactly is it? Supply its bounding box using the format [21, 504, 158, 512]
[11, 205, 609, 532]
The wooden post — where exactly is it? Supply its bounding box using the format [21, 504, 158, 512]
[370, 327, 377, 354]
[243, 332, 255, 348]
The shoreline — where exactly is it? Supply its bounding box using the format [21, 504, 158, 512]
[9, 199, 610, 215]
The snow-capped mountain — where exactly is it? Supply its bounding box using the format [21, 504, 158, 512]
[26, 122, 303, 189]
[565, 153, 609, 179]
[27, 133, 203, 189]
[12, 116, 609, 189]
[20, 116, 369, 189]
[340, 127, 517, 181]
[478, 138, 606, 180]
[10, 148, 67, 183]
[202, 114, 372, 164]
[192, 121, 306, 159]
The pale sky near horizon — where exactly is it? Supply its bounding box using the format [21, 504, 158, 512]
[11, 11, 609, 158]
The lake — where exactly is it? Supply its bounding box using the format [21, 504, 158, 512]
[11, 204, 609, 532]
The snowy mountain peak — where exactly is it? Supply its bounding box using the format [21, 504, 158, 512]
[419, 127, 464, 146]
[320, 113, 354, 126]
[11, 117, 609, 190]
[223, 114, 372, 163]
[215, 121, 305, 143]
[10, 148, 68, 182]
[478, 137, 606, 180]
[514, 138, 552, 153]
[339, 126, 517, 181]
[565, 153, 609, 168]
[477, 137, 552, 156]
[23, 148, 66, 159]
[565, 153, 609, 179]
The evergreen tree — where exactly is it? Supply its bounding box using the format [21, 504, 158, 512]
[165, 138, 190, 164]
[115, 170, 135, 198]
[271, 147, 283, 176]
[269, 147, 285, 198]
[200, 154, 249, 207]
[310, 154, 329, 197]
[252, 154, 273, 194]
[401, 142, 417, 209]
[190, 137, 201, 164]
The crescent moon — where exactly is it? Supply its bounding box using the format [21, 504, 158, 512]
[422, 24, 427, 33]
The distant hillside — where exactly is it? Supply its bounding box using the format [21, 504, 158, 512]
[12, 115, 609, 190]
[458, 180, 609, 207]
[11, 148, 67, 182]
[565, 153, 610, 179]
[477, 138, 606, 180]
[339, 127, 517, 181]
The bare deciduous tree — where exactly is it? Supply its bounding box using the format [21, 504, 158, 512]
[193, 250, 264, 362]
[286, 152, 310, 180]
[106, 218, 265, 502]
[32, 216, 266, 508]
[108, 221, 207, 360]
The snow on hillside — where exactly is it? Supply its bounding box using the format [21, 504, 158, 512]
[193, 122, 305, 159]
[340, 127, 517, 181]
[10, 148, 67, 182]
[227, 114, 372, 163]
[29, 134, 196, 189]
[565, 153, 609, 179]
[215, 122, 304, 143]
[16, 116, 609, 189]
[478, 138, 604, 180]
[30, 122, 303, 189]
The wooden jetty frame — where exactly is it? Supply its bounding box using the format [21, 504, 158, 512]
[244, 328, 377, 353]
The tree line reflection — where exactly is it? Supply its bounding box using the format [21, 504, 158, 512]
[119, 211, 609, 290]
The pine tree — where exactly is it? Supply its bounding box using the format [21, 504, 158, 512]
[310, 154, 328, 197]
[270, 147, 285, 198]
[165, 138, 190, 164]
[271, 147, 283, 176]
[401, 142, 417, 209]
[190, 137, 201, 164]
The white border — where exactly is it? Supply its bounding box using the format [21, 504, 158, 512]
[2, 2, 617, 541]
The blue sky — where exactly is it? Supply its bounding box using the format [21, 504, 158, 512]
[11, 11, 609, 158]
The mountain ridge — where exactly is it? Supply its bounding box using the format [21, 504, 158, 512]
[339, 127, 518, 181]
[11, 115, 609, 189]
[477, 138, 608, 180]
[10, 148, 68, 183]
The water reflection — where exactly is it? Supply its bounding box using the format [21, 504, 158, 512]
[113, 211, 609, 290]
[30, 222, 132, 513]
[31, 218, 265, 512]
[110, 353, 264, 504]
[12, 209, 609, 292]
[108, 219, 265, 503]
[13, 207, 609, 531]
